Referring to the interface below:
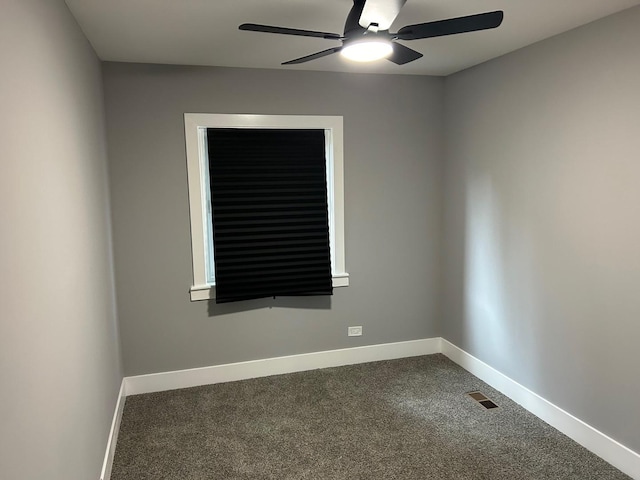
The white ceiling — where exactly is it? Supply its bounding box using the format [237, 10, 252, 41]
[65, 0, 640, 76]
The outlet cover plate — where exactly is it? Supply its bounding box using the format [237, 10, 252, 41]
[348, 326, 363, 337]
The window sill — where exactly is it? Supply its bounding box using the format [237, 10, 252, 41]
[189, 273, 350, 301]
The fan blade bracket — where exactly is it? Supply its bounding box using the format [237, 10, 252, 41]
[366, 23, 380, 33]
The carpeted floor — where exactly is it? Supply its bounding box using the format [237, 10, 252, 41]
[111, 354, 629, 479]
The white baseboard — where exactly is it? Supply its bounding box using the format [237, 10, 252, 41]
[441, 339, 640, 479]
[124, 337, 441, 396]
[103, 337, 639, 479]
[100, 379, 126, 480]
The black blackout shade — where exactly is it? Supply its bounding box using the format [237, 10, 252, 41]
[207, 128, 333, 304]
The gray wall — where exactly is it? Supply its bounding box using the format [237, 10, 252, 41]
[442, 6, 640, 452]
[0, 1, 122, 479]
[103, 64, 444, 376]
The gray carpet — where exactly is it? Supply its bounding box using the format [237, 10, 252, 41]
[111, 354, 629, 479]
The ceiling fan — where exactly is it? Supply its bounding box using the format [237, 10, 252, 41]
[239, 0, 504, 65]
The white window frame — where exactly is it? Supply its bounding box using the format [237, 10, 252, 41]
[184, 113, 349, 301]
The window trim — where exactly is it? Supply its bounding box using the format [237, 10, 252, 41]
[184, 113, 349, 301]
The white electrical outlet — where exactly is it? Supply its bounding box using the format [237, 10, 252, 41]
[348, 326, 363, 337]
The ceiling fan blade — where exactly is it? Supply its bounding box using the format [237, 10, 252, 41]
[396, 11, 504, 41]
[387, 42, 423, 65]
[359, 0, 407, 31]
[239, 23, 342, 40]
[282, 47, 343, 65]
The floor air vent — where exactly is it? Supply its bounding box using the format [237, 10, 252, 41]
[467, 391, 499, 409]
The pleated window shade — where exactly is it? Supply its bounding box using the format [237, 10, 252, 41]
[207, 128, 333, 304]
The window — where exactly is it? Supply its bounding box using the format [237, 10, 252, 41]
[184, 114, 348, 301]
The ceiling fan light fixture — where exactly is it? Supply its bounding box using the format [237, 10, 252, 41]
[240, 4, 504, 67]
[340, 38, 393, 62]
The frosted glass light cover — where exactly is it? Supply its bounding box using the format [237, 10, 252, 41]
[341, 40, 393, 62]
